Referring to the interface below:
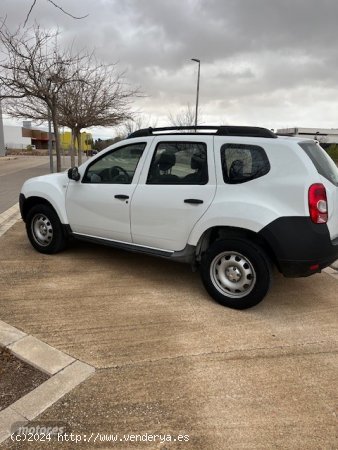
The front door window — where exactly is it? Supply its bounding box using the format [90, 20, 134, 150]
[83, 143, 146, 184]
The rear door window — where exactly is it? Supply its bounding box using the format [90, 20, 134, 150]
[299, 142, 338, 186]
[221, 143, 270, 184]
[147, 141, 208, 185]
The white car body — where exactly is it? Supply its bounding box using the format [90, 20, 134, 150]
[20, 126, 338, 309]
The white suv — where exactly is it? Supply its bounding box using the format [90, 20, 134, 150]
[19, 126, 338, 309]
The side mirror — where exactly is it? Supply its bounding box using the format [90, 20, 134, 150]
[68, 167, 81, 181]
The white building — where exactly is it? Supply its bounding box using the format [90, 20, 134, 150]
[3, 124, 31, 150]
[3, 121, 55, 150]
[277, 127, 338, 145]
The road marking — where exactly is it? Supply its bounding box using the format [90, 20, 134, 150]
[0, 203, 21, 238]
[0, 204, 21, 238]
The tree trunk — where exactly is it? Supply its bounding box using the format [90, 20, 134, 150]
[51, 110, 61, 172]
[76, 130, 82, 166]
[71, 129, 76, 167]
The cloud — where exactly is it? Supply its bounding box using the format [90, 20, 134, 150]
[2, 0, 338, 134]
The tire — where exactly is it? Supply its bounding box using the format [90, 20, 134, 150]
[200, 238, 272, 309]
[26, 204, 66, 254]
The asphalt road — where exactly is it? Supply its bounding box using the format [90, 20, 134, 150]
[0, 156, 73, 214]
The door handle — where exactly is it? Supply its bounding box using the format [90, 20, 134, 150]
[184, 199, 204, 204]
[114, 194, 129, 200]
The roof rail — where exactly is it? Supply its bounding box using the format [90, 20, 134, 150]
[127, 125, 277, 139]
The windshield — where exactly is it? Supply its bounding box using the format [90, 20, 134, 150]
[299, 141, 338, 186]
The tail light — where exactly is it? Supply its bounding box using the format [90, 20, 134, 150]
[308, 183, 328, 224]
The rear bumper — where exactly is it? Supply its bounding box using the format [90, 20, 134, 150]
[278, 248, 338, 277]
[259, 217, 338, 277]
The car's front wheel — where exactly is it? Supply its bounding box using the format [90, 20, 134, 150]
[200, 239, 272, 309]
[26, 204, 66, 254]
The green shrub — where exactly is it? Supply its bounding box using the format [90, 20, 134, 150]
[325, 144, 338, 163]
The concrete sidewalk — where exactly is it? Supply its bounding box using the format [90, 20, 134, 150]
[0, 222, 337, 449]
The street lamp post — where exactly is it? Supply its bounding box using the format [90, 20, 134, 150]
[191, 58, 200, 128]
[47, 106, 54, 173]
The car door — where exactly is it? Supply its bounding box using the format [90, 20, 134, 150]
[130, 136, 216, 251]
[66, 141, 148, 242]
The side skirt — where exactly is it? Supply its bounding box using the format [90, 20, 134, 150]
[72, 232, 196, 263]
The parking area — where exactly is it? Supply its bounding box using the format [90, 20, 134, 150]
[0, 221, 337, 449]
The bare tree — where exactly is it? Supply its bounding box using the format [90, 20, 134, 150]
[57, 57, 138, 166]
[24, 0, 88, 27]
[168, 104, 195, 127]
[3, 46, 140, 167]
[119, 115, 157, 138]
[0, 24, 86, 171]
[4, 96, 47, 123]
[0, 100, 5, 156]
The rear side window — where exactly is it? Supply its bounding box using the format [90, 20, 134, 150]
[299, 142, 338, 186]
[221, 143, 270, 184]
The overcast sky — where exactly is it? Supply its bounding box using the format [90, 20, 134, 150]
[2, 0, 338, 138]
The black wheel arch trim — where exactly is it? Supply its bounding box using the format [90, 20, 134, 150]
[19, 193, 26, 220]
[19, 193, 73, 236]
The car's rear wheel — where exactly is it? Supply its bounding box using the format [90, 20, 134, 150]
[200, 238, 272, 309]
[26, 204, 66, 254]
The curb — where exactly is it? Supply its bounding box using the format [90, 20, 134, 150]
[0, 320, 95, 443]
[0, 157, 18, 161]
